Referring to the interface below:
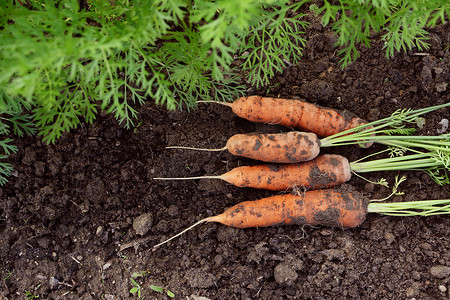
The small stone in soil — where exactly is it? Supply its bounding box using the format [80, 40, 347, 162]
[36, 274, 47, 281]
[435, 82, 447, 92]
[96, 226, 104, 236]
[430, 265, 450, 278]
[437, 118, 449, 134]
[214, 254, 224, 266]
[133, 213, 153, 236]
[103, 262, 112, 270]
[190, 295, 211, 300]
[320, 228, 333, 236]
[273, 263, 298, 285]
[49, 276, 59, 289]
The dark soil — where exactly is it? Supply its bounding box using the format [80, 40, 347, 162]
[1, 14, 450, 300]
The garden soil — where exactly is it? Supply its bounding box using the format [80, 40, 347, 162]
[1, 14, 450, 300]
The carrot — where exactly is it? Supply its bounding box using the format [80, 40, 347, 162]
[154, 154, 351, 191]
[199, 95, 367, 137]
[157, 147, 450, 191]
[152, 187, 368, 249]
[167, 131, 320, 163]
[192, 101, 450, 152]
[152, 184, 450, 249]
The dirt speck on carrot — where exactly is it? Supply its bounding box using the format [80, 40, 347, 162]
[313, 207, 341, 228]
[307, 164, 337, 187]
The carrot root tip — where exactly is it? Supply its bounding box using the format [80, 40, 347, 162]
[166, 146, 227, 152]
[152, 217, 214, 249]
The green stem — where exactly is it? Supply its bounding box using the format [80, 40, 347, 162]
[321, 132, 450, 148]
[320, 102, 450, 147]
[350, 148, 450, 185]
[350, 154, 443, 173]
[367, 199, 450, 216]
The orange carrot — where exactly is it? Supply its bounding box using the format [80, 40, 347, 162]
[167, 131, 320, 163]
[154, 154, 351, 191]
[200, 96, 367, 137]
[152, 187, 368, 248]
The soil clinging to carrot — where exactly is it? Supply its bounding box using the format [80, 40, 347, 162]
[307, 164, 338, 187]
[312, 207, 342, 227]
